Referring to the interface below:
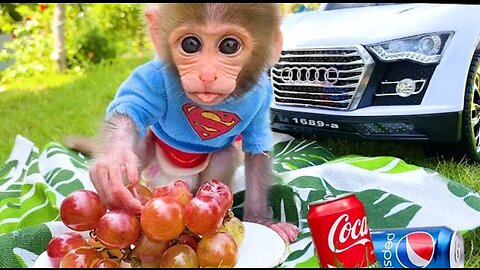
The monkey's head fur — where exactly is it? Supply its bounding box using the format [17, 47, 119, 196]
[145, 3, 282, 106]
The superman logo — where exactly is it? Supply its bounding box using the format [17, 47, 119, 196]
[182, 103, 241, 140]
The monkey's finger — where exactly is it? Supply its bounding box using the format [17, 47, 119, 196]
[106, 168, 142, 215]
[115, 187, 143, 215]
[124, 154, 140, 185]
[89, 164, 112, 205]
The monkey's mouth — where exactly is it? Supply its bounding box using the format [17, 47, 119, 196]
[196, 93, 220, 103]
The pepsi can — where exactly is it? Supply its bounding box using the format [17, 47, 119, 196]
[370, 226, 464, 268]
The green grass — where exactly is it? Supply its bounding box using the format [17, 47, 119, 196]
[0, 57, 150, 163]
[1, 57, 479, 267]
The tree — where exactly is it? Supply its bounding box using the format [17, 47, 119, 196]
[52, 3, 66, 72]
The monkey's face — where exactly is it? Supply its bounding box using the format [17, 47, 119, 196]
[168, 24, 253, 106]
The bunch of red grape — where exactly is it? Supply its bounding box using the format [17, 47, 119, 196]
[47, 179, 245, 268]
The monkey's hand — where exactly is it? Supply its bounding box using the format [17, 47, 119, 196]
[89, 148, 143, 215]
[244, 216, 300, 244]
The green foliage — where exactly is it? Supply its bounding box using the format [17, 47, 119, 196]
[86, 4, 149, 57]
[68, 25, 116, 67]
[0, 3, 150, 84]
[279, 3, 321, 16]
[0, 4, 23, 33]
[0, 4, 54, 82]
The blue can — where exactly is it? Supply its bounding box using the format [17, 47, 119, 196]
[370, 226, 464, 268]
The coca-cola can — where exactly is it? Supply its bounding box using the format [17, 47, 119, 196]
[307, 193, 377, 268]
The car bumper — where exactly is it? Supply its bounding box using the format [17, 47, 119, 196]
[270, 108, 462, 142]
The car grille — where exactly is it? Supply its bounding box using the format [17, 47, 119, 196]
[270, 46, 374, 110]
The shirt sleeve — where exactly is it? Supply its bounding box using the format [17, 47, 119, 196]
[241, 77, 274, 154]
[106, 60, 167, 138]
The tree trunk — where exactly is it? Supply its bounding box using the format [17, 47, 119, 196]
[52, 4, 66, 72]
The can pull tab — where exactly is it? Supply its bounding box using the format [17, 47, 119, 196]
[322, 193, 335, 200]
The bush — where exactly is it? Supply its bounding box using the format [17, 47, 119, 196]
[0, 3, 150, 84]
[0, 4, 54, 82]
[68, 25, 116, 68]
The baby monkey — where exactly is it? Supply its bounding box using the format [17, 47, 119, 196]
[88, 3, 300, 242]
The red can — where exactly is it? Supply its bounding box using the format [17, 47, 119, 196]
[306, 193, 377, 268]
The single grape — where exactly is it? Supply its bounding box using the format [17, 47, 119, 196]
[91, 258, 121, 268]
[140, 197, 184, 241]
[95, 209, 141, 249]
[138, 260, 161, 268]
[127, 183, 153, 205]
[195, 179, 233, 216]
[218, 216, 245, 246]
[59, 246, 104, 268]
[85, 237, 123, 260]
[178, 233, 200, 251]
[158, 244, 199, 268]
[184, 195, 223, 236]
[60, 189, 107, 231]
[47, 232, 85, 268]
[153, 179, 193, 208]
[132, 233, 170, 264]
[196, 232, 238, 268]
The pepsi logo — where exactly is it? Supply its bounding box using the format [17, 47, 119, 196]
[396, 232, 435, 268]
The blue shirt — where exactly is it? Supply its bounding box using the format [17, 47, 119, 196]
[106, 58, 274, 154]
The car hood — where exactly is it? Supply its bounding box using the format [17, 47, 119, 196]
[281, 3, 463, 48]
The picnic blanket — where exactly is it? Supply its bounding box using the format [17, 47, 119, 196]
[1, 133, 480, 268]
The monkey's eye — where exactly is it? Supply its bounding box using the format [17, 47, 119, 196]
[218, 37, 241, 55]
[181, 36, 202, 54]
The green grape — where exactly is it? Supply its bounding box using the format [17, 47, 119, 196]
[218, 216, 245, 246]
[158, 244, 199, 268]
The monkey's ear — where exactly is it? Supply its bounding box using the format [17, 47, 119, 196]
[144, 5, 163, 56]
[144, 5, 160, 23]
[269, 30, 283, 66]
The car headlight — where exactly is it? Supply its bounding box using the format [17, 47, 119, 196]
[367, 32, 453, 64]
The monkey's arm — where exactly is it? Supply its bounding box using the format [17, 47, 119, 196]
[243, 152, 300, 243]
[243, 152, 273, 222]
[240, 80, 300, 242]
[89, 114, 144, 214]
[89, 60, 167, 214]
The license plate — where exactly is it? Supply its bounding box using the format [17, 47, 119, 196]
[276, 115, 340, 129]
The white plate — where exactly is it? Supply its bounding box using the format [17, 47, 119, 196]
[33, 222, 288, 268]
[235, 222, 288, 268]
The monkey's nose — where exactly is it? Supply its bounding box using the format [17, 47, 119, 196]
[199, 73, 217, 82]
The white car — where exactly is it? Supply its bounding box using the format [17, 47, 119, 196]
[270, 3, 480, 162]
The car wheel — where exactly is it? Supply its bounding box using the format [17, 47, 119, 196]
[425, 51, 480, 163]
[458, 50, 480, 163]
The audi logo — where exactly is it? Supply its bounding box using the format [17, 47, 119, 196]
[279, 66, 340, 85]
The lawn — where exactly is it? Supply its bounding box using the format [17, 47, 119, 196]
[1, 56, 479, 267]
[0, 57, 150, 163]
